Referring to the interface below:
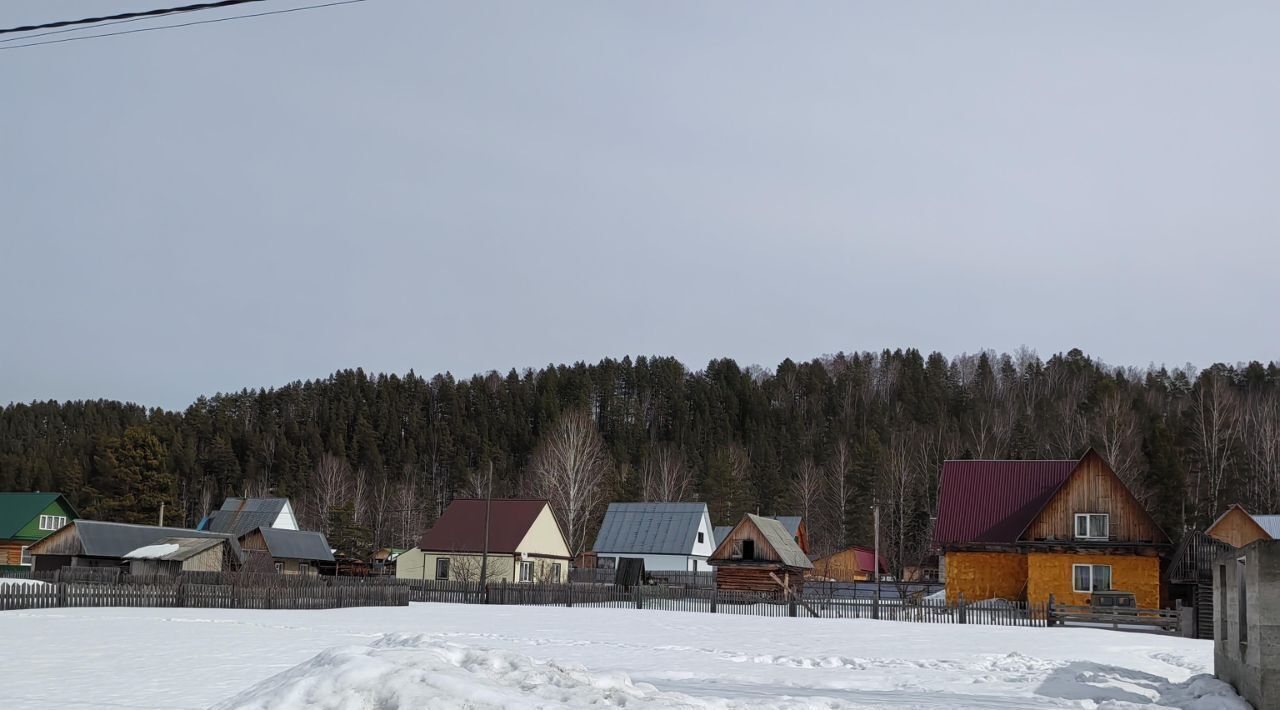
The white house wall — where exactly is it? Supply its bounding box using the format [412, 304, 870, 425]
[690, 510, 716, 559]
[597, 553, 708, 572]
[274, 501, 300, 531]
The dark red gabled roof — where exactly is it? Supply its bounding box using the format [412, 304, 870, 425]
[931, 459, 1078, 546]
[418, 499, 552, 554]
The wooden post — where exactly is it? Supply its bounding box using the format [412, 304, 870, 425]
[634, 585, 642, 610]
[788, 598, 796, 617]
[566, 582, 573, 608]
[958, 592, 966, 624]
[710, 586, 717, 614]
[1047, 593, 1055, 628]
[873, 582, 880, 620]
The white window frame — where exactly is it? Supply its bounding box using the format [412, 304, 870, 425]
[518, 560, 534, 583]
[435, 558, 451, 580]
[274, 561, 284, 573]
[38, 515, 67, 532]
[1072, 564, 1112, 593]
[551, 563, 561, 584]
[20, 546, 32, 566]
[1074, 513, 1110, 540]
[299, 563, 311, 575]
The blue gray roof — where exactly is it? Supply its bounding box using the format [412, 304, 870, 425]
[204, 498, 289, 536]
[1253, 514, 1280, 539]
[593, 502, 708, 555]
[255, 527, 334, 562]
[713, 526, 733, 546]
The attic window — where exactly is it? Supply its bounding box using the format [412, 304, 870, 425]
[697, 532, 704, 544]
[730, 541, 743, 559]
[1074, 514, 1109, 540]
[38, 515, 67, 532]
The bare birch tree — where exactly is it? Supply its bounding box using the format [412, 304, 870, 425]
[528, 408, 611, 557]
[1094, 391, 1146, 504]
[1191, 372, 1241, 523]
[307, 453, 352, 535]
[791, 458, 825, 552]
[823, 439, 854, 549]
[640, 443, 693, 502]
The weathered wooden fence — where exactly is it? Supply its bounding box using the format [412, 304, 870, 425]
[392, 580, 1046, 626]
[567, 568, 716, 588]
[1048, 599, 1189, 635]
[0, 579, 409, 611]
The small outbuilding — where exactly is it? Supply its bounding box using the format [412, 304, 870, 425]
[238, 526, 333, 576]
[708, 513, 813, 598]
[123, 536, 237, 576]
[592, 502, 716, 572]
[27, 520, 241, 572]
[810, 545, 886, 582]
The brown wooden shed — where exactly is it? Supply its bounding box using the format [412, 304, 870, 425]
[708, 513, 813, 598]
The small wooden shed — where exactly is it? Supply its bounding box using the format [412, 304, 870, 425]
[124, 536, 236, 576]
[708, 513, 813, 597]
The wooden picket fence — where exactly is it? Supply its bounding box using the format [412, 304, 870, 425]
[1048, 601, 1188, 635]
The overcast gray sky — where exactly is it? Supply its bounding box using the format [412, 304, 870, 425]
[2, 1, 1278, 410]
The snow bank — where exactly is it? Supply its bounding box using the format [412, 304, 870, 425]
[124, 543, 180, 559]
[214, 634, 833, 709]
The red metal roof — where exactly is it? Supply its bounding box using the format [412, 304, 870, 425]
[418, 499, 552, 554]
[851, 546, 887, 573]
[931, 459, 1079, 546]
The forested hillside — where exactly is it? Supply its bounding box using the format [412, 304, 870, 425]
[2, 349, 1277, 573]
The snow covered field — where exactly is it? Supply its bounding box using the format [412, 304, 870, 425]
[0, 603, 1248, 709]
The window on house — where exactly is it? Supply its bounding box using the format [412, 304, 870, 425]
[1072, 564, 1112, 593]
[551, 563, 561, 583]
[519, 561, 533, 583]
[742, 540, 755, 561]
[299, 563, 310, 575]
[697, 532, 704, 544]
[730, 541, 743, 560]
[20, 546, 32, 566]
[1238, 556, 1248, 645]
[435, 558, 450, 580]
[274, 562, 284, 573]
[1074, 514, 1110, 540]
[598, 556, 616, 570]
[38, 515, 67, 532]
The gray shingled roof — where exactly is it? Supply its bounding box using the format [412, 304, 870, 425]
[593, 502, 708, 555]
[51, 520, 243, 560]
[255, 527, 334, 562]
[205, 498, 288, 536]
[771, 516, 802, 537]
[746, 514, 813, 569]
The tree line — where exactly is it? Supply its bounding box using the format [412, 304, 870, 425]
[1, 349, 1277, 575]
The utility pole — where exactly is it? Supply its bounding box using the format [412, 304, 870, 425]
[159, 502, 165, 527]
[479, 460, 493, 586]
[873, 501, 880, 584]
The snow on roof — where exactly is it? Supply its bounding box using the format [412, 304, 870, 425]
[125, 543, 181, 559]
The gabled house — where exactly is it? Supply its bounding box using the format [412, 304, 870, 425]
[397, 499, 572, 584]
[932, 449, 1169, 608]
[0, 492, 78, 570]
[124, 536, 238, 576]
[709, 513, 813, 597]
[592, 502, 716, 572]
[1205, 504, 1280, 548]
[199, 497, 299, 537]
[810, 545, 886, 582]
[27, 520, 242, 572]
[239, 526, 333, 576]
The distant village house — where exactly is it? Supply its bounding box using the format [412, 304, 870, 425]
[397, 499, 571, 584]
[0, 492, 78, 570]
[709, 513, 812, 598]
[591, 502, 716, 572]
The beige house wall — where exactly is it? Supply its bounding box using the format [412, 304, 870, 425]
[515, 505, 572, 558]
[396, 550, 567, 583]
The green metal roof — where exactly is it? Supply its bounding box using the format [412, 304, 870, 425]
[0, 493, 73, 539]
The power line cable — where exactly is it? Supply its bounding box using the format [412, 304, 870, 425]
[0, 12, 185, 44]
[0, 0, 367, 51]
[0, 0, 270, 35]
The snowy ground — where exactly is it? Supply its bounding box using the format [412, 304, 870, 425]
[0, 603, 1248, 710]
